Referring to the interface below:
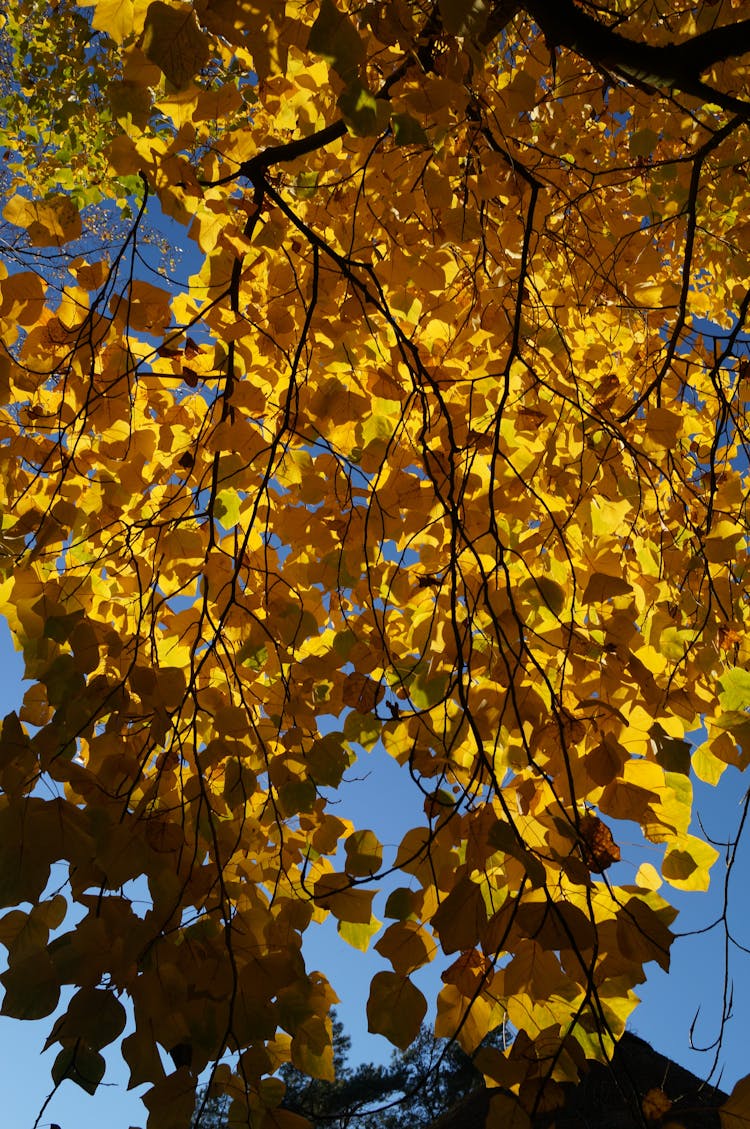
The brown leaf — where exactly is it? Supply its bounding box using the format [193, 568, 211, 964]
[341, 673, 384, 713]
[579, 813, 621, 873]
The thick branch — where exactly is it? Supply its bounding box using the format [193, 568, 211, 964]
[236, 121, 347, 183]
[521, 0, 750, 113]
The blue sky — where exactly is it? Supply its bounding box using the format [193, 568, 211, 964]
[2, 611, 750, 1128]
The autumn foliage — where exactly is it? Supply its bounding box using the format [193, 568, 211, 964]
[3, 0, 750, 1126]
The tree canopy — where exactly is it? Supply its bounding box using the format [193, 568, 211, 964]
[3, 0, 750, 1126]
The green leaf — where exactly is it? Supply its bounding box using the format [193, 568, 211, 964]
[43, 610, 85, 642]
[662, 834, 719, 891]
[338, 82, 391, 137]
[236, 638, 268, 670]
[278, 777, 317, 816]
[392, 113, 428, 147]
[308, 0, 365, 85]
[214, 488, 241, 528]
[629, 128, 659, 158]
[650, 725, 691, 775]
[42, 653, 86, 708]
[409, 668, 448, 710]
[343, 709, 381, 749]
[719, 667, 750, 713]
[337, 916, 381, 951]
[438, 0, 487, 35]
[52, 1043, 106, 1095]
[306, 733, 350, 787]
[384, 887, 420, 921]
[292, 170, 319, 199]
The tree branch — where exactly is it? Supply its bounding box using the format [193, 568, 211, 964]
[520, 0, 750, 115]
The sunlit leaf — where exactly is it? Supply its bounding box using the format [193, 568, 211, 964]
[337, 916, 382, 951]
[3, 194, 82, 246]
[314, 874, 376, 924]
[143, 0, 211, 89]
[662, 835, 720, 892]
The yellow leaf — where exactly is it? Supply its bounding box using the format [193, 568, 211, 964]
[367, 971, 426, 1050]
[662, 835, 719, 892]
[215, 488, 242, 528]
[691, 741, 729, 786]
[290, 1016, 334, 1081]
[589, 497, 633, 538]
[313, 874, 376, 924]
[90, 0, 148, 43]
[259, 1110, 313, 1129]
[3, 195, 82, 247]
[337, 916, 382, 951]
[143, 0, 211, 88]
[502, 940, 565, 1002]
[486, 1093, 531, 1129]
[581, 572, 633, 604]
[635, 862, 662, 891]
[6, 0, 750, 1113]
[658, 625, 695, 662]
[0, 269, 46, 327]
[374, 921, 435, 975]
[642, 1087, 672, 1120]
[1, 951, 59, 1020]
[344, 829, 383, 877]
[434, 982, 494, 1053]
[432, 876, 488, 954]
[644, 408, 682, 450]
[705, 521, 744, 564]
[123, 279, 173, 333]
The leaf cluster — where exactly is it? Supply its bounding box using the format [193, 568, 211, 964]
[3, 1, 750, 1127]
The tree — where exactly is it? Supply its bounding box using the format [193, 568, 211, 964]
[195, 1017, 509, 1129]
[275, 1013, 400, 1129]
[192, 1015, 374, 1129]
[359, 1022, 510, 1129]
[3, 0, 750, 1126]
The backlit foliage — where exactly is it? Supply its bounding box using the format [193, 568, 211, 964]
[3, 1, 750, 1126]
